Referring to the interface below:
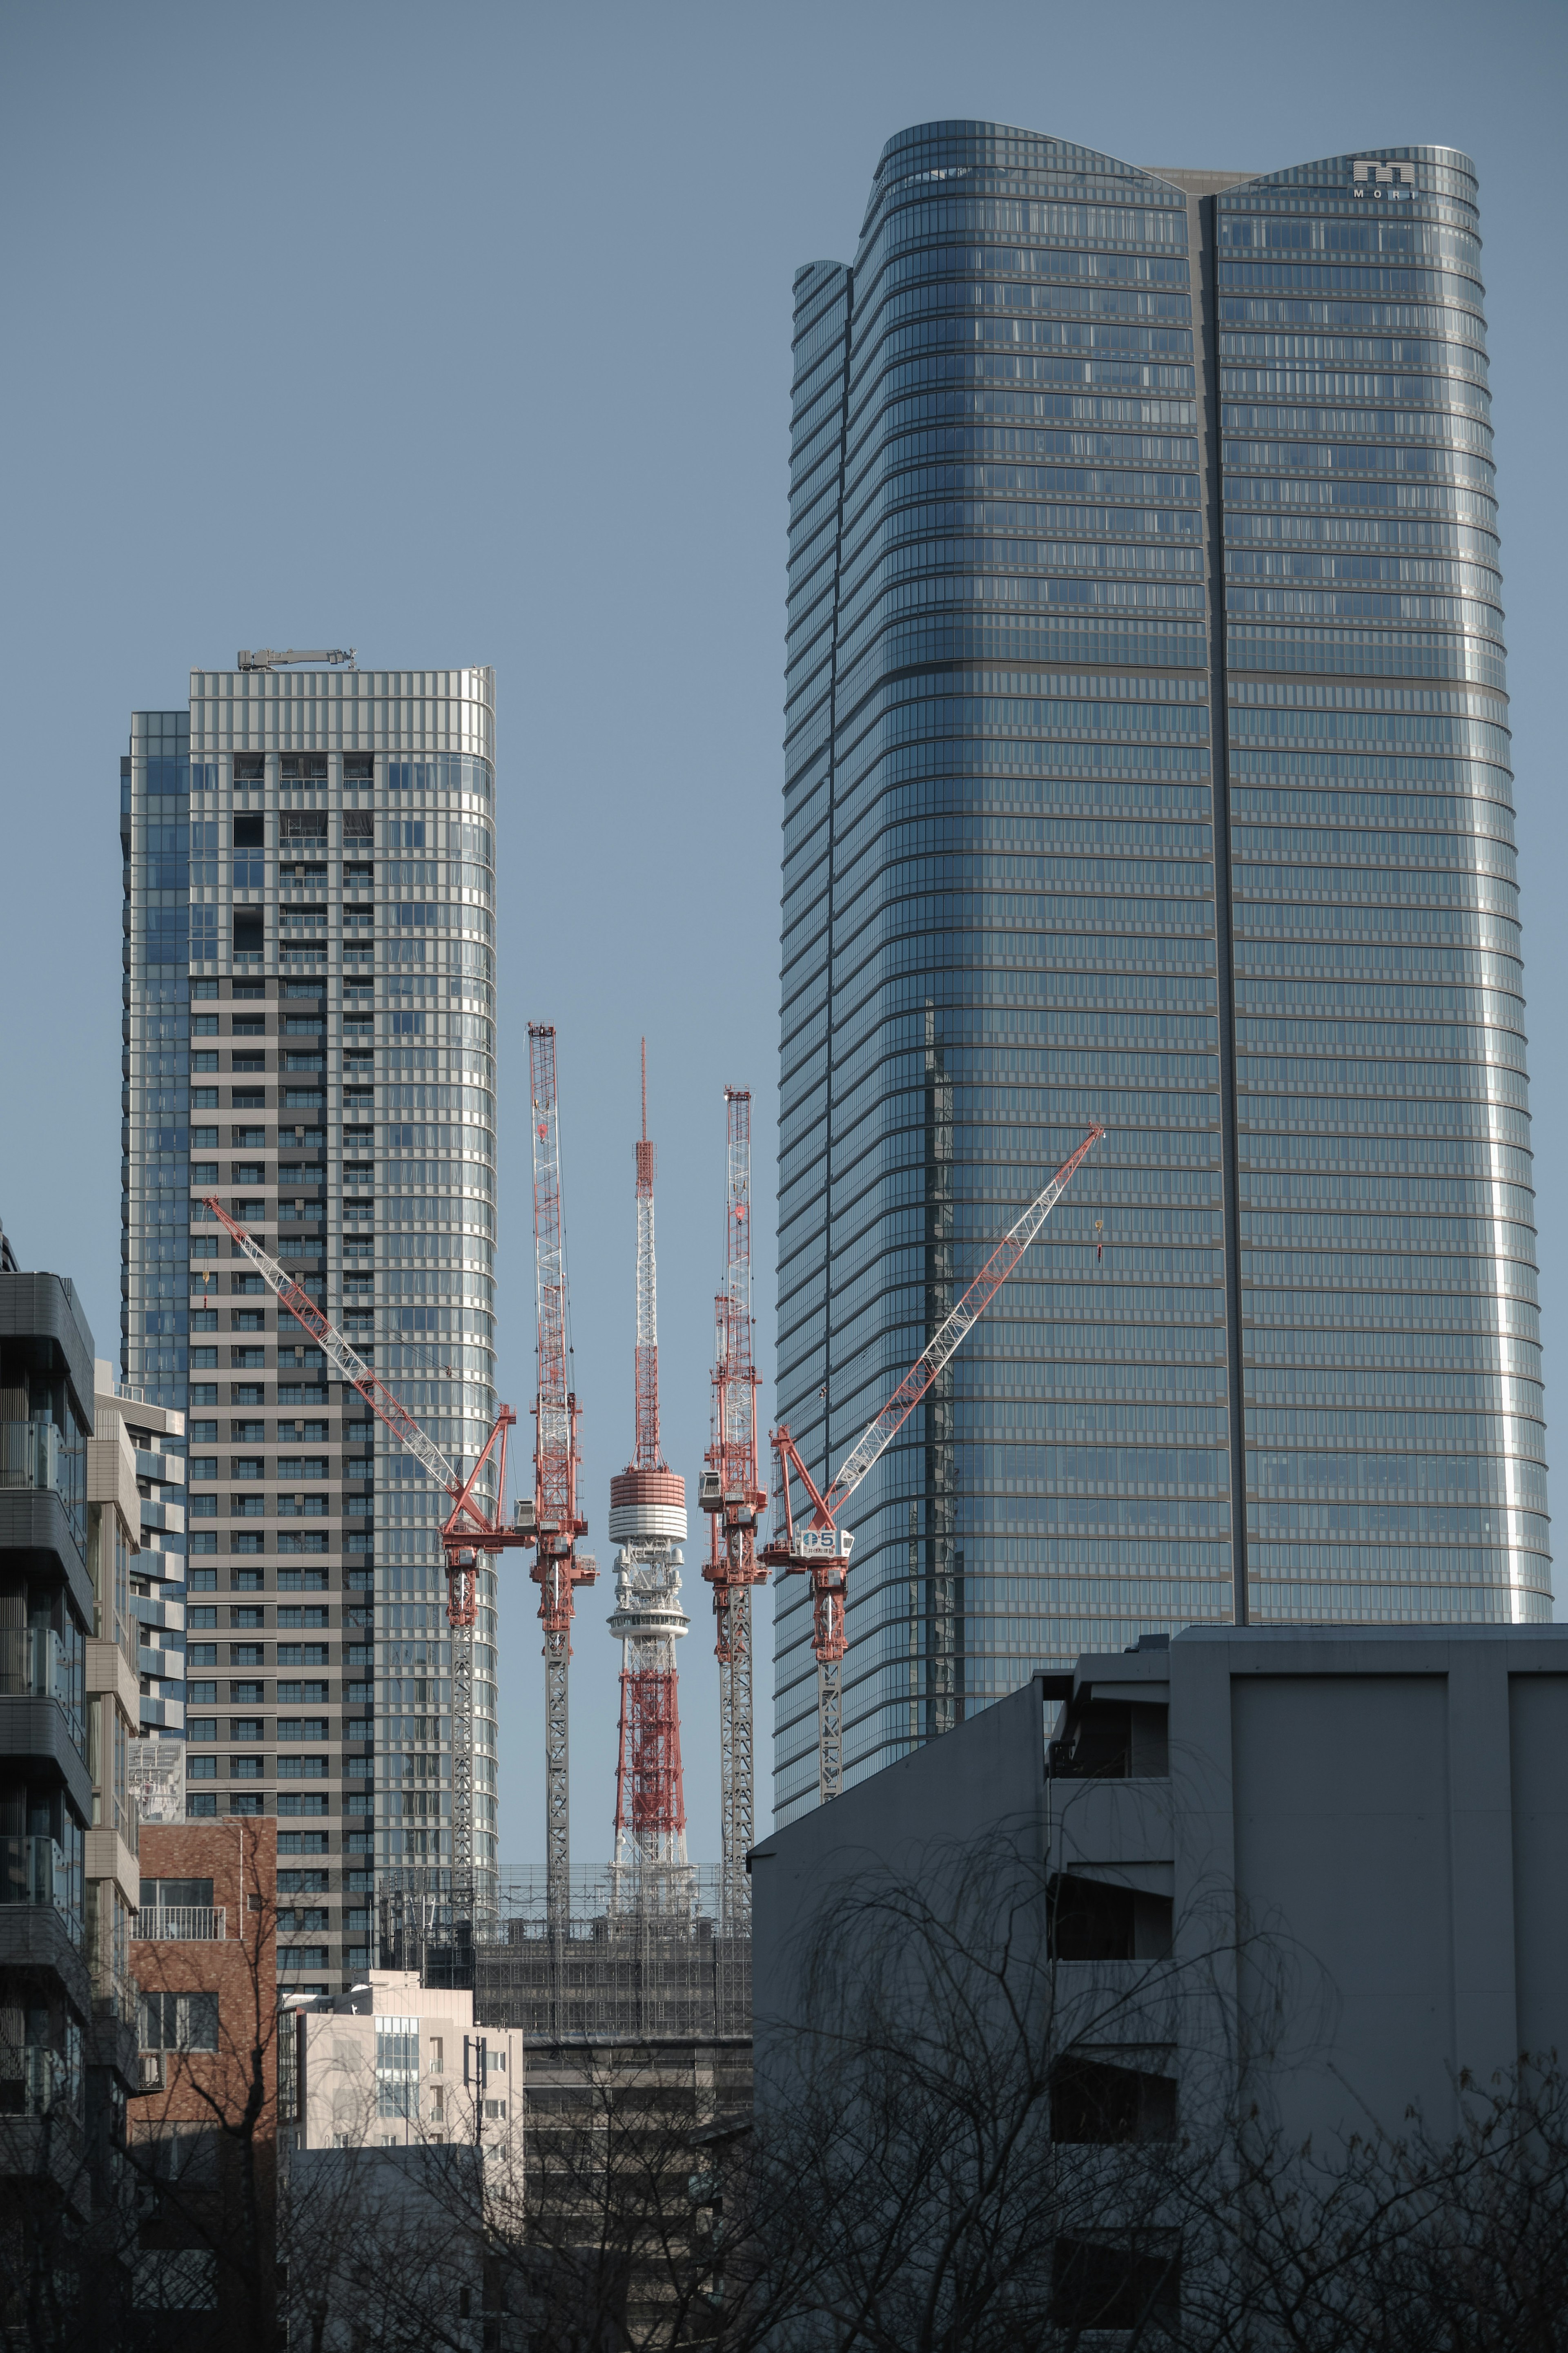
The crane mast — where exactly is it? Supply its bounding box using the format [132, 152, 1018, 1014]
[523, 1024, 596, 1923]
[699, 1087, 767, 1931]
[762, 1125, 1105, 1804]
[201, 1198, 526, 1874]
[607, 1043, 691, 1915]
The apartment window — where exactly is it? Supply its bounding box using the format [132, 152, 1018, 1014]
[376, 2019, 420, 2120]
[140, 1993, 218, 2054]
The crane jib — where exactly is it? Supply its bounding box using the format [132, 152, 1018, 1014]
[815, 1124, 1104, 1521]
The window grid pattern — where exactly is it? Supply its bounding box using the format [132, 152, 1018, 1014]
[773, 127, 1548, 1826]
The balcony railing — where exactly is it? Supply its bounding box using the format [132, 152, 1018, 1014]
[0, 1419, 88, 1561]
[138, 1907, 226, 1943]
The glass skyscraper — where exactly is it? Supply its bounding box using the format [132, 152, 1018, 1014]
[774, 127, 1546, 1820]
[121, 661, 500, 1983]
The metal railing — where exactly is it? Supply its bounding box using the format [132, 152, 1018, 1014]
[137, 1907, 226, 1943]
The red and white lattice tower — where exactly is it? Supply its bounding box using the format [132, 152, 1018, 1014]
[607, 1044, 692, 1914]
[700, 1086, 768, 1931]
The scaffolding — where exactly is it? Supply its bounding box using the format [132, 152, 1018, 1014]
[377, 1865, 751, 2041]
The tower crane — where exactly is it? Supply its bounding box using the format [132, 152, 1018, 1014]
[201, 1198, 527, 1875]
[697, 1087, 767, 1932]
[518, 1024, 597, 1923]
[761, 1126, 1105, 1804]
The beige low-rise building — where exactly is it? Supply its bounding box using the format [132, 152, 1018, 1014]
[282, 1966, 521, 2152]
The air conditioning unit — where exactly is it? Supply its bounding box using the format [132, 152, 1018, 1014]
[138, 2051, 166, 2091]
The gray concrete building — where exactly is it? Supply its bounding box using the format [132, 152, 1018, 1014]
[753, 1621, 1568, 2152]
[0, 1259, 143, 2225]
[120, 657, 500, 1993]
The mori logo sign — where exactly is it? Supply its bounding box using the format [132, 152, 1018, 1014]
[1352, 158, 1417, 198]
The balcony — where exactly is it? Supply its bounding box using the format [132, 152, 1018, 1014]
[137, 1907, 227, 1943]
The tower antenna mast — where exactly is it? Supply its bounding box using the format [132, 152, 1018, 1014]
[608, 1041, 692, 1913]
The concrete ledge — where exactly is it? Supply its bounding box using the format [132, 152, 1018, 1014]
[87, 2010, 140, 2097]
[0, 1905, 91, 2016]
[0, 2114, 90, 2209]
[0, 1273, 96, 1423]
[0, 1491, 94, 1624]
[86, 1638, 140, 1721]
[86, 1824, 140, 1908]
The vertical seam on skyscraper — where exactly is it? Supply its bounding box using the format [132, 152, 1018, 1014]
[821, 272, 855, 1510]
[1195, 191, 1250, 1624]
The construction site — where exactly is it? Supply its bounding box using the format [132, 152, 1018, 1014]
[215, 1031, 1102, 2339]
[220, 1027, 1100, 2086]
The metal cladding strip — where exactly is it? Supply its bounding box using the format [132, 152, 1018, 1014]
[817, 1125, 1107, 1523]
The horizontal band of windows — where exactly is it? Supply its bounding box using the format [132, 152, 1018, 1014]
[840, 704, 1215, 781]
[1242, 1251, 1536, 1300]
[1249, 1502, 1548, 1546]
[840, 532, 1209, 627]
[836, 624, 1210, 717]
[838, 572, 1207, 671]
[1245, 1367, 1542, 1414]
[835, 824, 1219, 891]
[1234, 758, 1512, 807]
[1226, 576, 1499, 626]
[1245, 1412, 1546, 1459]
[1245, 1333, 1538, 1378]
[852, 243, 1193, 328]
[832, 861, 1213, 932]
[836, 945, 1218, 1006]
[855, 310, 1198, 390]
[1222, 515, 1495, 564]
[1235, 1021, 1525, 1069]
[1238, 871, 1516, 914]
[1243, 1136, 1532, 1182]
[1248, 1590, 1551, 1622]
[1219, 328, 1486, 375]
[1243, 639, 1502, 685]
[1249, 1456, 1546, 1505]
[1232, 701, 1507, 751]
[1238, 949, 1523, 996]
[1223, 436, 1493, 484]
[1247, 1544, 1543, 1583]
[846, 405, 1204, 539]
[1240, 1015, 1526, 1072]
[1216, 366, 1490, 412]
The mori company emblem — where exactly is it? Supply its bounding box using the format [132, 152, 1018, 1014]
[1352, 158, 1417, 198]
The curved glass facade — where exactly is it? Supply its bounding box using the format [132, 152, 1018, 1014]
[774, 125, 1548, 1822]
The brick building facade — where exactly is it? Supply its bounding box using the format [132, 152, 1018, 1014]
[128, 1817, 278, 2346]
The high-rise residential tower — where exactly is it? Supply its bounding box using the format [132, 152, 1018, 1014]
[775, 129, 1546, 1820]
[121, 658, 499, 1984]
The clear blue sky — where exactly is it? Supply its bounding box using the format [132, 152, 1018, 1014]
[2, 0, 1562, 1870]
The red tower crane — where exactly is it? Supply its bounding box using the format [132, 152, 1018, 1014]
[201, 1197, 528, 1873]
[698, 1086, 767, 1931]
[518, 1023, 597, 1920]
[606, 1043, 690, 1911]
[762, 1126, 1105, 1803]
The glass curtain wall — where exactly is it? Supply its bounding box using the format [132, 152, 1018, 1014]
[775, 126, 1547, 1823]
